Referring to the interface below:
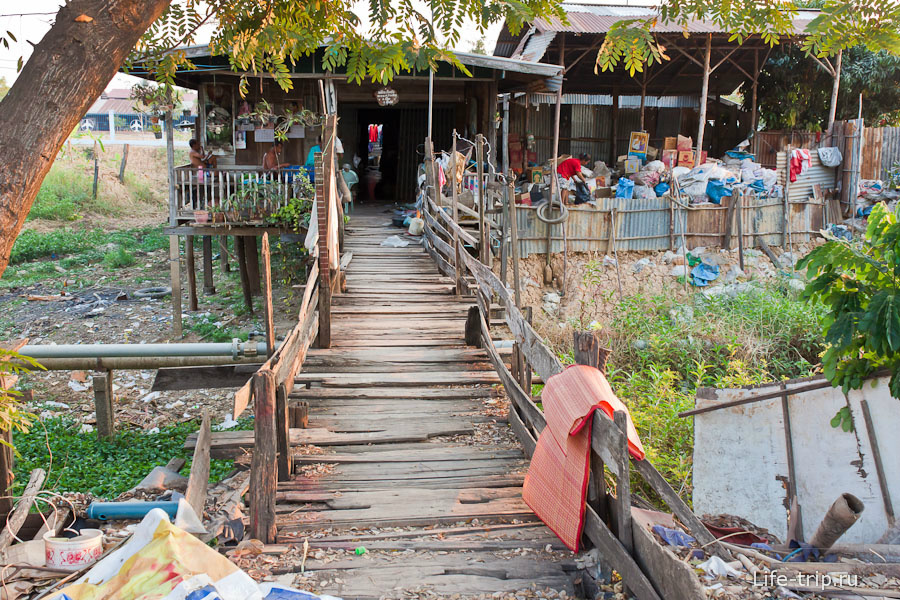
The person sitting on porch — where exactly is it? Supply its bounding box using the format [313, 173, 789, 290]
[556, 154, 590, 204]
[263, 141, 290, 171]
[189, 138, 217, 169]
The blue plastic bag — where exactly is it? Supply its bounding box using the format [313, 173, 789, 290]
[654, 182, 670, 197]
[615, 178, 634, 199]
[705, 180, 733, 205]
[652, 525, 696, 547]
[690, 262, 720, 287]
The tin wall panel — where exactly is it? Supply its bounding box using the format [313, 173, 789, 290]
[512, 195, 818, 257]
[775, 151, 838, 203]
[862, 127, 883, 180]
[881, 127, 900, 179]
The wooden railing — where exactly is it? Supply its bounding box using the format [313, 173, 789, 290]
[421, 135, 731, 600]
[172, 165, 298, 221]
[238, 114, 343, 543]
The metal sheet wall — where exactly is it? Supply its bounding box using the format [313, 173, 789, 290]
[513, 196, 822, 256]
[878, 127, 900, 180]
[775, 151, 838, 203]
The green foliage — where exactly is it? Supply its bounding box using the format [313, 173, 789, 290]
[0, 350, 42, 443]
[28, 165, 94, 221]
[830, 405, 854, 431]
[607, 287, 824, 387]
[8, 226, 167, 266]
[753, 45, 900, 130]
[596, 1, 900, 78]
[128, 0, 564, 93]
[12, 417, 244, 498]
[102, 247, 137, 269]
[187, 313, 248, 343]
[798, 202, 900, 397]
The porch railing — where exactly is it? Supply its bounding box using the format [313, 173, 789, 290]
[172, 165, 299, 221]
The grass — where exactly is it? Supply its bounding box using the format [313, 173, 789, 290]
[187, 312, 248, 343]
[27, 165, 93, 221]
[7, 225, 166, 267]
[12, 416, 250, 499]
[545, 283, 827, 506]
[103, 247, 137, 269]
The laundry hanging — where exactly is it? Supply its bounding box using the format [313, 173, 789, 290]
[789, 148, 811, 183]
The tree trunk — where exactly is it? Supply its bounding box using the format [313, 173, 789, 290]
[0, 0, 171, 277]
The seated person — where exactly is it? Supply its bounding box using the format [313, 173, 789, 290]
[263, 141, 290, 171]
[341, 163, 359, 188]
[305, 137, 322, 167]
[556, 153, 590, 204]
[189, 138, 217, 169]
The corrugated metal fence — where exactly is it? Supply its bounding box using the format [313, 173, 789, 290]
[514, 193, 825, 256]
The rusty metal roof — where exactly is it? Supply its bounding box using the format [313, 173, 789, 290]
[532, 4, 820, 35]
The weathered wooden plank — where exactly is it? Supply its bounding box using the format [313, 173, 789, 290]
[289, 386, 498, 399]
[249, 368, 278, 543]
[293, 371, 501, 387]
[185, 410, 211, 518]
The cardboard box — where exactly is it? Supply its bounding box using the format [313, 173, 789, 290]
[515, 192, 531, 206]
[594, 186, 613, 198]
[677, 135, 693, 151]
[528, 167, 544, 184]
[662, 149, 678, 169]
[664, 137, 677, 150]
[677, 151, 695, 168]
[624, 157, 641, 174]
[595, 175, 608, 188]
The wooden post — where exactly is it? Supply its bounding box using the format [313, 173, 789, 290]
[523, 306, 533, 394]
[465, 306, 481, 347]
[737, 191, 745, 271]
[476, 134, 487, 264]
[574, 333, 609, 526]
[235, 236, 254, 314]
[613, 410, 634, 567]
[315, 151, 332, 348]
[219, 236, 230, 273]
[450, 135, 462, 295]
[695, 34, 712, 165]
[275, 384, 291, 481]
[169, 236, 182, 337]
[202, 236, 215, 295]
[289, 401, 309, 429]
[249, 369, 277, 543]
[92, 141, 99, 202]
[639, 71, 647, 131]
[826, 49, 843, 145]
[508, 181, 522, 308]
[610, 91, 619, 165]
[261, 233, 275, 357]
[500, 95, 510, 286]
[573, 330, 610, 374]
[185, 235, 198, 311]
[750, 50, 760, 134]
[245, 237, 261, 295]
[93, 371, 115, 440]
[118, 143, 129, 183]
[185, 411, 211, 518]
[0, 429, 12, 515]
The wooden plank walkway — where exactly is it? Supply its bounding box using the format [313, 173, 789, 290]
[273, 207, 574, 598]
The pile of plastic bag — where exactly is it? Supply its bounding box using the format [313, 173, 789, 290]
[49, 509, 340, 600]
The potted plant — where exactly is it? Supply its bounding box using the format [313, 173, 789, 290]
[210, 207, 226, 223]
[193, 209, 210, 224]
[150, 124, 162, 139]
[131, 82, 182, 126]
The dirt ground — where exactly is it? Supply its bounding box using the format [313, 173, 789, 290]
[492, 240, 821, 352]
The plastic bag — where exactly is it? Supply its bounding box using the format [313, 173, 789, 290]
[615, 178, 634, 199]
[706, 180, 733, 205]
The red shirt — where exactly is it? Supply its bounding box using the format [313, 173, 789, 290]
[557, 157, 582, 179]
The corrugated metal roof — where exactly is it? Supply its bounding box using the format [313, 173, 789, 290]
[533, 4, 820, 35]
[517, 31, 557, 62]
[524, 93, 699, 108]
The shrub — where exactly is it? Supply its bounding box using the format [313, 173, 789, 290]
[9, 229, 106, 264]
[102, 247, 137, 269]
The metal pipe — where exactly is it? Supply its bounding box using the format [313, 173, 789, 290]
[20, 341, 268, 360]
[19, 355, 265, 371]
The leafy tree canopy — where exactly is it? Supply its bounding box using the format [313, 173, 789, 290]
[799, 203, 900, 398]
[752, 46, 900, 130]
[596, 0, 900, 76]
[130, 0, 564, 94]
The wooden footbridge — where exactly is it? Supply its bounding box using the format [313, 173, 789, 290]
[190, 128, 732, 599]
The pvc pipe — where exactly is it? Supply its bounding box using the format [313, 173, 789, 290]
[26, 355, 264, 371]
[20, 341, 268, 360]
[86, 501, 178, 520]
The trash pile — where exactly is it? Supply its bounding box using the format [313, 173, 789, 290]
[855, 179, 900, 218]
[637, 501, 900, 600]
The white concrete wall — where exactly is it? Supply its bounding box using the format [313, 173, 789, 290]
[693, 376, 896, 544]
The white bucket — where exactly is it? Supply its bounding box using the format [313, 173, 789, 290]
[43, 529, 103, 571]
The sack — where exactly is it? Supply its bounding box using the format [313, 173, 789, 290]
[615, 179, 635, 199]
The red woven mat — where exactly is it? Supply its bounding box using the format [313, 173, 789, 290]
[523, 365, 645, 551]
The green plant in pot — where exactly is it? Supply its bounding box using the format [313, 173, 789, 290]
[268, 171, 315, 232]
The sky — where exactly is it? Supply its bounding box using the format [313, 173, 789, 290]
[0, 0, 657, 91]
